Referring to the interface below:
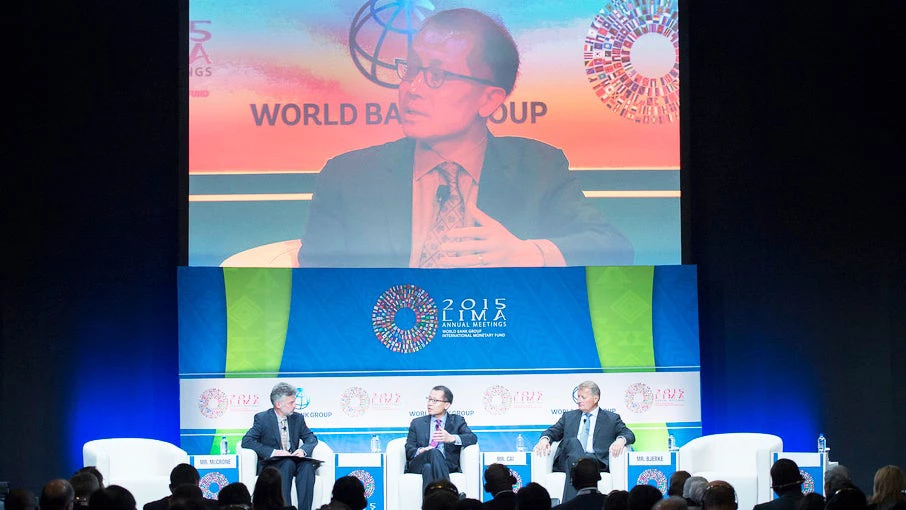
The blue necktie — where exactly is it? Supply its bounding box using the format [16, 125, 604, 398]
[579, 413, 592, 452]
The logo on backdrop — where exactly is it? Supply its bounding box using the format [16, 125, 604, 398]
[583, 0, 680, 123]
[483, 385, 514, 415]
[624, 382, 655, 413]
[510, 469, 524, 490]
[348, 0, 434, 88]
[199, 472, 230, 499]
[371, 391, 403, 410]
[188, 20, 213, 98]
[341, 386, 372, 417]
[636, 468, 669, 492]
[624, 382, 685, 413]
[198, 388, 229, 419]
[372, 284, 438, 353]
[349, 469, 377, 498]
[295, 387, 311, 411]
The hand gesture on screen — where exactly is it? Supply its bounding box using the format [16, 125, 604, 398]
[438, 202, 544, 267]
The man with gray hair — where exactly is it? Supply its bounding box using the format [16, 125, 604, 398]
[683, 476, 709, 510]
[242, 382, 319, 510]
[533, 381, 634, 503]
[824, 464, 852, 498]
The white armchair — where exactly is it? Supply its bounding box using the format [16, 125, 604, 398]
[238, 441, 335, 510]
[677, 433, 783, 510]
[385, 437, 480, 510]
[82, 438, 189, 509]
[530, 441, 628, 502]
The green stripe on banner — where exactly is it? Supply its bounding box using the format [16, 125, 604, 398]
[587, 266, 667, 451]
[223, 268, 293, 376]
[586, 266, 655, 371]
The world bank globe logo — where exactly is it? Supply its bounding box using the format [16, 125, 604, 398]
[349, 0, 437, 88]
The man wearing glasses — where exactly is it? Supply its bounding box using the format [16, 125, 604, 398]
[300, 8, 632, 268]
[405, 385, 477, 492]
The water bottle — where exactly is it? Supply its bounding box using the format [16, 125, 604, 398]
[817, 433, 826, 453]
[220, 435, 229, 455]
[370, 434, 381, 453]
[667, 433, 676, 451]
[515, 433, 526, 452]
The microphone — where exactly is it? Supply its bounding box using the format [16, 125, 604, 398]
[436, 184, 450, 206]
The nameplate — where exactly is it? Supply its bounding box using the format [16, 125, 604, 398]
[337, 453, 383, 467]
[483, 452, 527, 466]
[629, 452, 671, 465]
[192, 455, 238, 468]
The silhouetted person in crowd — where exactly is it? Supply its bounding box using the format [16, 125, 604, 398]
[552, 458, 604, 510]
[669, 472, 691, 499]
[318, 476, 367, 510]
[683, 476, 708, 510]
[169, 485, 209, 510]
[422, 489, 460, 510]
[603, 490, 628, 510]
[145, 464, 215, 510]
[701, 484, 736, 510]
[654, 497, 688, 510]
[824, 464, 853, 498]
[754, 458, 804, 510]
[41, 479, 75, 510]
[88, 486, 137, 510]
[70, 473, 100, 510]
[253, 467, 294, 510]
[869, 465, 906, 510]
[514, 483, 550, 510]
[216, 483, 251, 510]
[75, 469, 104, 490]
[481, 464, 516, 510]
[796, 492, 824, 510]
[456, 499, 484, 510]
[628, 485, 661, 510]
[826, 486, 867, 510]
[6, 488, 39, 510]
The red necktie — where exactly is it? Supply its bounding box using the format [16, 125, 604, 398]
[419, 162, 464, 268]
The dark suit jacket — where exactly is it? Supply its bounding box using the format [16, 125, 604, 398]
[542, 408, 635, 469]
[753, 492, 803, 510]
[301, 134, 633, 267]
[241, 409, 318, 473]
[552, 491, 606, 510]
[482, 491, 516, 510]
[405, 413, 477, 472]
[143, 496, 218, 510]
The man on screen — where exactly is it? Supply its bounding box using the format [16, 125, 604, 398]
[405, 385, 477, 492]
[533, 380, 634, 503]
[300, 8, 632, 268]
[241, 382, 319, 510]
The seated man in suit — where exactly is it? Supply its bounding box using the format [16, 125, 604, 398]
[753, 458, 803, 510]
[405, 385, 477, 492]
[301, 7, 633, 269]
[533, 380, 634, 503]
[481, 464, 516, 510]
[242, 382, 319, 510]
[552, 458, 605, 510]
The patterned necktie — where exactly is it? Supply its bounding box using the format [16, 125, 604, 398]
[429, 418, 442, 447]
[419, 162, 465, 268]
[579, 413, 591, 452]
[280, 419, 289, 450]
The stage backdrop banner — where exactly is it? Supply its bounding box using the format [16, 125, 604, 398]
[178, 265, 701, 455]
[188, 0, 682, 267]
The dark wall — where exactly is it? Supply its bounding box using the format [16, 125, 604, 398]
[3, 0, 902, 497]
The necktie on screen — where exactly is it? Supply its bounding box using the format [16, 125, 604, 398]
[419, 162, 465, 268]
[429, 418, 442, 447]
[579, 413, 592, 452]
[280, 419, 289, 450]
